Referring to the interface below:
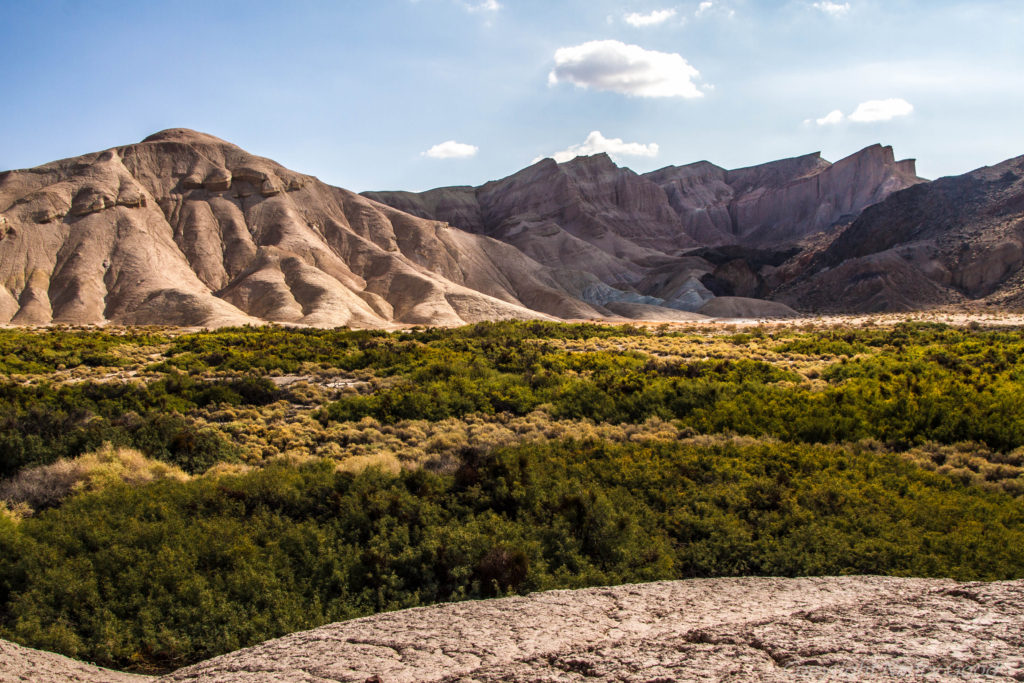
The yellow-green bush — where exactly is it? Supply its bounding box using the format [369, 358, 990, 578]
[0, 443, 188, 510]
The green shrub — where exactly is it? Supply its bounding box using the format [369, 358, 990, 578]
[2, 437, 1022, 672]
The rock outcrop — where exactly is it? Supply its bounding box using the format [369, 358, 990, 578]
[777, 155, 1024, 312]
[649, 144, 922, 247]
[156, 576, 1024, 682]
[7, 576, 1020, 682]
[368, 146, 922, 254]
[0, 638, 148, 682]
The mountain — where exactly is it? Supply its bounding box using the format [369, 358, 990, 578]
[5, 130, 1019, 327]
[365, 144, 922, 315]
[776, 155, 1024, 312]
[0, 129, 658, 328]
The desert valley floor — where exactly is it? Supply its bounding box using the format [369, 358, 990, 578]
[1, 314, 1023, 681]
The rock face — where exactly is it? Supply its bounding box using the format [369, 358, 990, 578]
[777, 155, 1024, 312]
[366, 145, 922, 315]
[368, 146, 921, 255]
[649, 144, 922, 248]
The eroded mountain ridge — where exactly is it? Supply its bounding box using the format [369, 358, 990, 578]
[1, 129, 1021, 327]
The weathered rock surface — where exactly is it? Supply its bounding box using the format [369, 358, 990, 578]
[649, 144, 922, 248]
[165, 576, 1019, 682]
[4, 576, 1022, 682]
[698, 296, 799, 319]
[368, 146, 921, 256]
[0, 638, 148, 682]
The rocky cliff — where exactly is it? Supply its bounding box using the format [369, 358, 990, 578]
[3, 577, 1021, 682]
[777, 155, 1024, 312]
[368, 146, 922, 254]
[649, 144, 922, 247]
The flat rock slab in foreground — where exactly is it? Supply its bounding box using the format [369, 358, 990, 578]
[162, 576, 1024, 682]
[0, 638, 149, 683]
[3, 577, 1022, 682]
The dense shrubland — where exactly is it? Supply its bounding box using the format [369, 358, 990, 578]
[1, 320, 1024, 671]
[2, 438, 1023, 671]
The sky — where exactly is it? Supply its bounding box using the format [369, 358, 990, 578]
[1, 0, 1021, 192]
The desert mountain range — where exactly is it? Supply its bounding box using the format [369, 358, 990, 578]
[1, 129, 1022, 328]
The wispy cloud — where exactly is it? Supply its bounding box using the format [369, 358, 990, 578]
[423, 140, 479, 159]
[812, 1, 850, 16]
[549, 40, 703, 98]
[624, 9, 677, 27]
[536, 131, 660, 164]
[695, 1, 733, 18]
[463, 0, 500, 11]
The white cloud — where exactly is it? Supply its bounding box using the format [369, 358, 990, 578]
[463, 0, 499, 12]
[624, 9, 677, 27]
[423, 140, 479, 159]
[694, 1, 734, 19]
[806, 99, 913, 127]
[816, 109, 844, 125]
[812, 1, 850, 16]
[537, 131, 660, 164]
[548, 40, 703, 98]
[848, 98, 914, 122]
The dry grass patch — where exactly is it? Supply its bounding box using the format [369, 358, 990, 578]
[900, 442, 1024, 496]
[0, 443, 190, 511]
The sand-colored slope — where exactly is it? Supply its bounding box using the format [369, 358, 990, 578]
[1, 129, 624, 327]
[367, 145, 924, 315]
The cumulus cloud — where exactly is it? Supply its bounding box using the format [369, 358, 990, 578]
[624, 9, 677, 27]
[695, 1, 713, 16]
[536, 131, 660, 164]
[808, 99, 914, 126]
[848, 98, 914, 122]
[423, 140, 479, 159]
[816, 109, 844, 125]
[812, 1, 850, 16]
[548, 40, 703, 98]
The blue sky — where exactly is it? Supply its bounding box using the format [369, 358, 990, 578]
[1, 0, 1021, 191]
